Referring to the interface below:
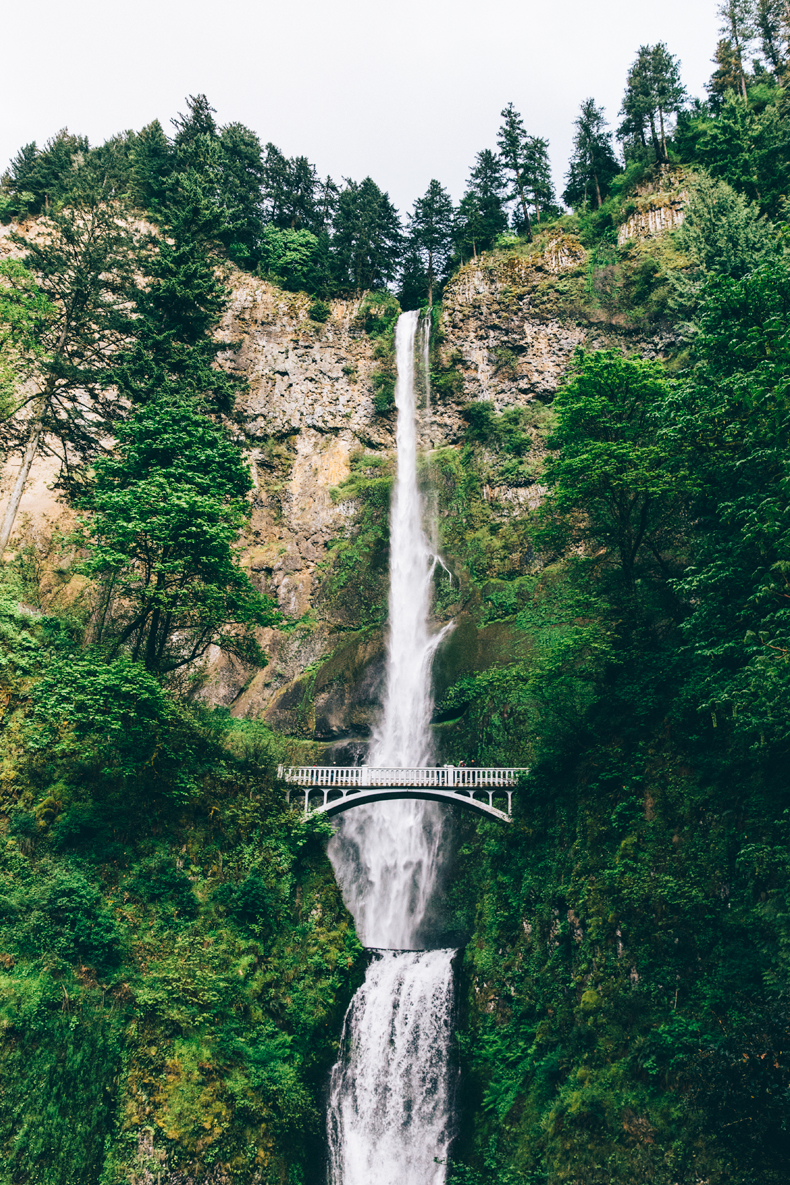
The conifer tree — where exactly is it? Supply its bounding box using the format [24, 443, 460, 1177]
[331, 178, 402, 292]
[454, 151, 507, 259]
[497, 105, 534, 241]
[755, 0, 788, 75]
[129, 120, 172, 212]
[619, 44, 686, 163]
[523, 135, 556, 223]
[563, 99, 621, 210]
[718, 0, 757, 97]
[0, 184, 135, 554]
[401, 180, 454, 308]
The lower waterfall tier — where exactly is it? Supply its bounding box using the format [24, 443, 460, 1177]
[327, 949, 456, 1185]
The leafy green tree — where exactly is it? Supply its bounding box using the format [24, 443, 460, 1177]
[259, 225, 329, 294]
[0, 188, 135, 554]
[563, 99, 621, 210]
[539, 350, 682, 589]
[454, 150, 507, 260]
[331, 177, 402, 292]
[81, 393, 278, 675]
[401, 179, 454, 308]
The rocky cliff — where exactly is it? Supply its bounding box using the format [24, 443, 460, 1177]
[1, 232, 667, 743]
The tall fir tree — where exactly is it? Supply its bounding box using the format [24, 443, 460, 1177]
[454, 150, 507, 260]
[331, 178, 402, 292]
[563, 99, 621, 210]
[718, 0, 757, 96]
[497, 104, 535, 240]
[401, 180, 454, 308]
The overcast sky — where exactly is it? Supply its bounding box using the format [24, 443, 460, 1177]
[2, 0, 719, 216]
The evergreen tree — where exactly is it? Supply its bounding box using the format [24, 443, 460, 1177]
[331, 178, 402, 292]
[1, 129, 91, 217]
[216, 122, 265, 264]
[0, 184, 135, 554]
[756, 0, 789, 73]
[619, 44, 686, 162]
[497, 104, 535, 240]
[112, 176, 241, 416]
[129, 119, 172, 212]
[522, 135, 556, 223]
[401, 180, 454, 308]
[262, 144, 324, 233]
[452, 191, 486, 261]
[563, 99, 621, 210]
[454, 151, 507, 260]
[708, 38, 749, 104]
[718, 0, 757, 97]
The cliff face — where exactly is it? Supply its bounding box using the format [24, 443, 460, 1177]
[1, 235, 663, 741]
[195, 237, 661, 740]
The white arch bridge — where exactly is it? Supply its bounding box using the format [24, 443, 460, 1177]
[277, 765, 528, 823]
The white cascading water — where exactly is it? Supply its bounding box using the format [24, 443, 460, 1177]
[327, 310, 456, 1185]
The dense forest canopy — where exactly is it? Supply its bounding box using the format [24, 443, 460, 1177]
[4, 0, 790, 1181]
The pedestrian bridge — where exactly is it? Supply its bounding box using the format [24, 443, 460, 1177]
[277, 765, 528, 823]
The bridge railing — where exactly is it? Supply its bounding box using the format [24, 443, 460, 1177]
[277, 765, 524, 788]
[276, 765, 527, 820]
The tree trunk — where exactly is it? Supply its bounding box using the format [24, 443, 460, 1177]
[648, 113, 661, 161]
[516, 182, 533, 242]
[0, 395, 46, 557]
[593, 172, 602, 209]
[658, 107, 668, 161]
[428, 247, 434, 310]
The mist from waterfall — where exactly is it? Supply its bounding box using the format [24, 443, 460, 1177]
[326, 310, 456, 1185]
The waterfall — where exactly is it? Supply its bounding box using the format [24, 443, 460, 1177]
[327, 310, 455, 1184]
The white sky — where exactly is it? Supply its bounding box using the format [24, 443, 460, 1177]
[2, 0, 719, 217]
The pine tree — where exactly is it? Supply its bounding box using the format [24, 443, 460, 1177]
[563, 99, 621, 210]
[522, 135, 556, 223]
[130, 120, 172, 212]
[402, 180, 454, 308]
[755, 0, 789, 75]
[112, 174, 242, 416]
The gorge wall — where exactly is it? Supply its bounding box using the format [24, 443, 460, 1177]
[193, 235, 662, 745]
[0, 228, 666, 749]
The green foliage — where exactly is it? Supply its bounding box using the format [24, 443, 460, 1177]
[539, 350, 682, 586]
[80, 393, 278, 674]
[0, 600, 363, 1183]
[677, 171, 776, 279]
[258, 226, 329, 295]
